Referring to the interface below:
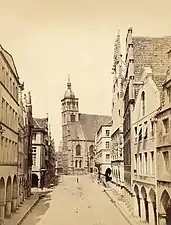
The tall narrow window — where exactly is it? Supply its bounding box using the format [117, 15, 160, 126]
[106, 130, 110, 137]
[151, 151, 155, 175]
[79, 160, 82, 168]
[106, 141, 110, 148]
[106, 154, 110, 160]
[163, 151, 169, 171]
[151, 121, 154, 136]
[76, 145, 81, 156]
[134, 154, 137, 173]
[32, 133, 36, 140]
[139, 153, 142, 174]
[144, 152, 148, 175]
[70, 114, 75, 122]
[138, 125, 142, 141]
[134, 126, 137, 142]
[144, 122, 148, 139]
[163, 118, 169, 134]
[75, 160, 78, 168]
[167, 87, 171, 103]
[141, 91, 145, 116]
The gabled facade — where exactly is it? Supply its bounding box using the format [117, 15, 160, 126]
[156, 49, 171, 225]
[95, 123, 112, 181]
[32, 117, 49, 188]
[110, 32, 125, 195]
[123, 28, 171, 214]
[0, 45, 21, 222]
[132, 67, 160, 224]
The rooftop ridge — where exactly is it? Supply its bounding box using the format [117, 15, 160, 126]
[79, 112, 111, 117]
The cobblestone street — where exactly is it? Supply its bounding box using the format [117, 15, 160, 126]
[22, 175, 130, 225]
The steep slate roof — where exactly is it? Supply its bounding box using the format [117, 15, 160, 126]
[68, 122, 85, 140]
[68, 113, 111, 141]
[33, 118, 48, 129]
[132, 36, 171, 104]
[0, 45, 19, 78]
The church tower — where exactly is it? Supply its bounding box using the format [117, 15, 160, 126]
[61, 75, 79, 126]
[61, 76, 79, 174]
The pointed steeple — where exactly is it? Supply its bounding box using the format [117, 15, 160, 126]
[64, 74, 75, 98]
[67, 74, 71, 89]
[113, 30, 121, 65]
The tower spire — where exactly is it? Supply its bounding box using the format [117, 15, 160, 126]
[67, 74, 71, 89]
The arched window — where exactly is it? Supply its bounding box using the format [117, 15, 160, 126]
[141, 91, 145, 116]
[76, 145, 81, 156]
[75, 160, 78, 168]
[70, 114, 75, 122]
[79, 160, 82, 168]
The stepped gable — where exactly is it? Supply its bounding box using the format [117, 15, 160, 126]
[132, 36, 171, 104]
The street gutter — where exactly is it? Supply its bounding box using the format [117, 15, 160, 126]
[16, 197, 40, 225]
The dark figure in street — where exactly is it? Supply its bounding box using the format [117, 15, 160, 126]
[76, 178, 79, 183]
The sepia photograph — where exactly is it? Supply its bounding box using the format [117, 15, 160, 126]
[0, 0, 171, 224]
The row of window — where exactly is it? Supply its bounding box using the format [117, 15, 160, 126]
[63, 113, 76, 123]
[134, 117, 170, 143]
[134, 151, 155, 176]
[75, 145, 94, 156]
[95, 153, 110, 160]
[0, 136, 18, 163]
[1, 64, 18, 101]
[1, 98, 18, 130]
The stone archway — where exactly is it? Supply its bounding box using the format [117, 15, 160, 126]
[12, 175, 18, 212]
[149, 188, 157, 225]
[160, 190, 171, 225]
[134, 184, 141, 217]
[32, 174, 38, 187]
[105, 168, 112, 182]
[0, 177, 5, 222]
[141, 186, 149, 222]
[5, 176, 12, 218]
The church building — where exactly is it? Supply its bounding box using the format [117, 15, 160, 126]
[61, 77, 111, 175]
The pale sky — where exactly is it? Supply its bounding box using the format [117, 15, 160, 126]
[1, 0, 171, 149]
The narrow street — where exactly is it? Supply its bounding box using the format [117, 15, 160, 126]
[22, 175, 130, 225]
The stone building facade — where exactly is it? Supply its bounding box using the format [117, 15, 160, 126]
[18, 86, 34, 205]
[123, 28, 171, 216]
[95, 123, 112, 182]
[0, 45, 34, 223]
[32, 117, 49, 188]
[110, 32, 125, 195]
[61, 77, 111, 175]
[23, 92, 34, 198]
[156, 49, 171, 225]
[132, 67, 160, 225]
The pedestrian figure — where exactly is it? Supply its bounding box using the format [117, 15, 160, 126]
[76, 178, 79, 183]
